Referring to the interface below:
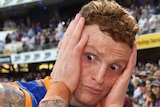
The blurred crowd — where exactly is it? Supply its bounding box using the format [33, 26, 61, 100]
[0, 70, 49, 82]
[127, 4, 160, 34]
[128, 62, 160, 107]
[0, 2, 160, 107]
[0, 61, 160, 107]
[0, 16, 70, 54]
[0, 3, 160, 55]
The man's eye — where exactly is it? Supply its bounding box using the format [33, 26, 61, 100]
[110, 64, 119, 71]
[87, 55, 95, 61]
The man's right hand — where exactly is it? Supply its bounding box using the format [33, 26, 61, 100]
[51, 13, 88, 94]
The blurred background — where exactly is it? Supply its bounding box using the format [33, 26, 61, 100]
[0, 0, 160, 106]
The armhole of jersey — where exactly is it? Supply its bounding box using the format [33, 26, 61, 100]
[10, 82, 32, 107]
[42, 76, 51, 90]
[36, 80, 43, 86]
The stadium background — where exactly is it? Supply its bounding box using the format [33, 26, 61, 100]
[0, 0, 160, 81]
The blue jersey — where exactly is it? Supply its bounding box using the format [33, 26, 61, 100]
[10, 76, 51, 107]
[10, 76, 101, 107]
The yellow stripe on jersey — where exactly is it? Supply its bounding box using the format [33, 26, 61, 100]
[43, 76, 51, 90]
[10, 82, 32, 107]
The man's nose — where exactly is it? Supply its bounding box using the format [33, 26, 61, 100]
[92, 65, 106, 84]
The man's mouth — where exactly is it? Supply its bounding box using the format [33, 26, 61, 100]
[84, 85, 103, 94]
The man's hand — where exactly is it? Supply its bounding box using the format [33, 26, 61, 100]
[101, 43, 137, 107]
[51, 14, 88, 93]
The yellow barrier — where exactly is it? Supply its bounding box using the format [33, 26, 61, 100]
[136, 32, 160, 50]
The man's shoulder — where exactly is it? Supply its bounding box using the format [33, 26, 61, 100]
[0, 82, 26, 107]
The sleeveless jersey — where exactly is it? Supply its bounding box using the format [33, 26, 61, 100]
[10, 76, 101, 107]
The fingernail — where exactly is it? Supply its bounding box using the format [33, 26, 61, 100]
[75, 14, 80, 20]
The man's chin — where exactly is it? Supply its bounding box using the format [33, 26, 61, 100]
[71, 93, 100, 107]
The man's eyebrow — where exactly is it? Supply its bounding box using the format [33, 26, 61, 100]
[113, 59, 128, 64]
[86, 42, 130, 62]
[85, 44, 103, 55]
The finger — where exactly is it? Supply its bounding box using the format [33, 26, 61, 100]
[60, 14, 82, 51]
[57, 40, 62, 50]
[100, 42, 137, 106]
[65, 14, 81, 34]
[121, 42, 137, 80]
[73, 34, 89, 59]
[68, 17, 85, 50]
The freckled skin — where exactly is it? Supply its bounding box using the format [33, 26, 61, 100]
[70, 25, 131, 107]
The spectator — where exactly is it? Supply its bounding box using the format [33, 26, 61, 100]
[137, 81, 148, 106]
[153, 70, 160, 80]
[141, 5, 149, 18]
[138, 71, 148, 81]
[40, 33, 50, 49]
[49, 16, 58, 31]
[21, 41, 29, 52]
[27, 25, 35, 37]
[5, 33, 11, 44]
[35, 22, 41, 35]
[55, 27, 65, 41]
[146, 80, 160, 107]
[148, 14, 157, 33]
[0, 40, 5, 54]
[132, 77, 141, 100]
[28, 35, 35, 51]
[138, 14, 149, 34]
[142, 78, 154, 107]
[10, 31, 18, 42]
[50, 29, 59, 46]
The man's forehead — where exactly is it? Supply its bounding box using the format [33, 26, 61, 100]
[83, 24, 131, 53]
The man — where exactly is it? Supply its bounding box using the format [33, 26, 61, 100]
[0, 0, 140, 107]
